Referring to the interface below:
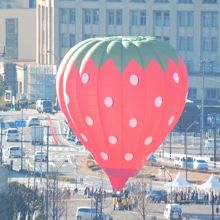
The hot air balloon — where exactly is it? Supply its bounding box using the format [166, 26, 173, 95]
[57, 36, 188, 190]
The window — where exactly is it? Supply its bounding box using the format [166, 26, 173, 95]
[177, 36, 185, 50]
[154, 0, 169, 2]
[202, 37, 218, 52]
[116, 10, 122, 25]
[69, 9, 75, 24]
[130, 0, 145, 2]
[6, 18, 18, 59]
[203, 0, 217, 3]
[154, 11, 169, 26]
[84, 9, 91, 24]
[140, 11, 146, 25]
[211, 37, 217, 52]
[60, 8, 75, 24]
[202, 12, 218, 27]
[163, 36, 170, 43]
[206, 89, 219, 100]
[187, 37, 193, 51]
[177, 36, 193, 51]
[61, 33, 68, 48]
[131, 10, 138, 26]
[188, 88, 197, 99]
[178, 0, 193, 2]
[154, 11, 161, 26]
[130, 10, 146, 26]
[107, 10, 115, 25]
[185, 60, 194, 73]
[187, 12, 193, 26]
[177, 11, 193, 27]
[60, 8, 68, 24]
[69, 34, 75, 47]
[93, 9, 99, 25]
[202, 37, 210, 51]
[164, 12, 170, 26]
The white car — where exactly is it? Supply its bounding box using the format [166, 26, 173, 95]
[27, 116, 41, 127]
[8, 146, 22, 158]
[5, 128, 19, 142]
[76, 207, 112, 220]
[164, 204, 182, 220]
[34, 151, 47, 162]
[193, 159, 208, 170]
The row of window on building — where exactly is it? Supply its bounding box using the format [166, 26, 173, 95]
[188, 88, 220, 101]
[60, 8, 218, 28]
[75, 0, 218, 4]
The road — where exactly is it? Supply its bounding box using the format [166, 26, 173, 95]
[1, 109, 220, 220]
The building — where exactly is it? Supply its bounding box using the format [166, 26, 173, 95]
[0, 0, 36, 61]
[37, 0, 220, 123]
[16, 63, 56, 101]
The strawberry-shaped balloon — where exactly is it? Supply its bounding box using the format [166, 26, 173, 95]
[57, 36, 188, 190]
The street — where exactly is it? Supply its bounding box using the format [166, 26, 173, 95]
[1, 109, 220, 220]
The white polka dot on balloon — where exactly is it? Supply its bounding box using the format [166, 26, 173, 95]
[81, 133, 88, 142]
[104, 97, 113, 107]
[130, 74, 139, 86]
[125, 153, 133, 161]
[81, 73, 89, 84]
[64, 93, 70, 105]
[129, 118, 138, 128]
[108, 136, 117, 144]
[144, 136, 153, 145]
[173, 72, 179, 84]
[85, 116, 94, 126]
[155, 96, 163, 108]
[168, 116, 175, 126]
[100, 152, 108, 160]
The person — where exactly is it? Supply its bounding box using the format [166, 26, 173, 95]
[113, 197, 117, 210]
[127, 196, 132, 210]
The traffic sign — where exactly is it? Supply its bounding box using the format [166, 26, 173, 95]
[15, 120, 26, 127]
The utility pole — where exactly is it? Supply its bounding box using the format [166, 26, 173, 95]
[46, 125, 49, 220]
[200, 60, 205, 156]
[212, 114, 217, 168]
[20, 108, 24, 170]
[0, 119, 2, 164]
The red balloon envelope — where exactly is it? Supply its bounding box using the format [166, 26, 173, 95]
[57, 36, 188, 190]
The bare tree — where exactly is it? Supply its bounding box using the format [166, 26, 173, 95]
[45, 173, 66, 220]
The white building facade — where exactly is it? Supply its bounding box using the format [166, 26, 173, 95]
[37, 0, 220, 108]
[0, 0, 36, 61]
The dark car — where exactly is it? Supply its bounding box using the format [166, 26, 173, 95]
[146, 190, 167, 203]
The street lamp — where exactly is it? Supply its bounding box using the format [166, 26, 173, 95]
[209, 113, 217, 168]
[184, 121, 199, 180]
[161, 166, 173, 220]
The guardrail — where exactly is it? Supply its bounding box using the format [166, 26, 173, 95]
[155, 151, 220, 171]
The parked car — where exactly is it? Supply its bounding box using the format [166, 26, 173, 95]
[193, 159, 208, 170]
[27, 116, 41, 127]
[34, 151, 47, 162]
[164, 203, 182, 220]
[76, 207, 113, 220]
[5, 128, 19, 142]
[174, 156, 193, 169]
[146, 190, 167, 203]
[8, 146, 22, 158]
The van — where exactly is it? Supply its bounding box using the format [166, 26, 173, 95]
[76, 207, 112, 220]
[36, 99, 52, 113]
[164, 203, 182, 220]
[9, 146, 22, 158]
[174, 156, 193, 169]
[5, 128, 19, 142]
